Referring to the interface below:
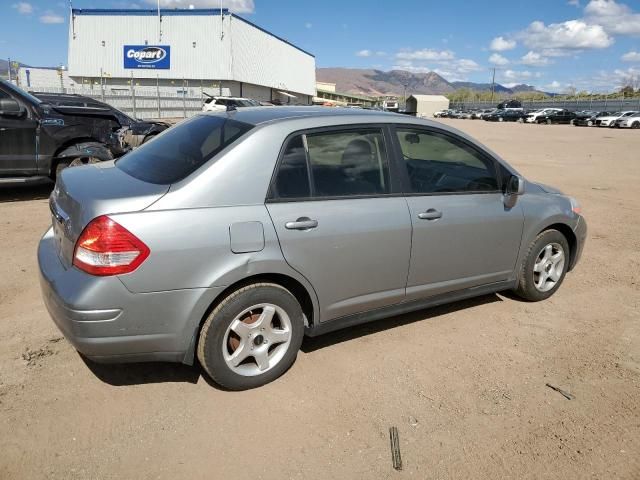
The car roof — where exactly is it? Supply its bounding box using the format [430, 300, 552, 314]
[200, 106, 422, 126]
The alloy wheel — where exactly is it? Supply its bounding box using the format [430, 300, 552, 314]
[533, 243, 565, 293]
[222, 303, 292, 376]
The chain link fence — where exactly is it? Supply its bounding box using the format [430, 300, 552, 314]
[29, 85, 205, 120]
[451, 97, 640, 112]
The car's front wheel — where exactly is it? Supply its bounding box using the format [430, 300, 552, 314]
[513, 229, 569, 302]
[197, 283, 305, 390]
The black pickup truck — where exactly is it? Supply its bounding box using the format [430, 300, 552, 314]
[0, 80, 168, 183]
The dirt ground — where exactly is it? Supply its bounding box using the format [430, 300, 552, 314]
[0, 119, 638, 480]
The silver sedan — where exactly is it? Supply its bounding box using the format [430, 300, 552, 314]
[39, 107, 586, 389]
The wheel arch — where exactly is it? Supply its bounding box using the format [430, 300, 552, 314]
[183, 272, 318, 365]
[51, 139, 114, 175]
[538, 222, 578, 271]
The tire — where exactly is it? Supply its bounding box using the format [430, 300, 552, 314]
[52, 161, 70, 181]
[546, 119, 552, 125]
[498, 117, 504, 122]
[570, 119, 575, 126]
[518, 118, 524, 123]
[632, 122, 640, 129]
[587, 120, 593, 127]
[513, 229, 570, 302]
[197, 283, 305, 390]
[69, 156, 101, 167]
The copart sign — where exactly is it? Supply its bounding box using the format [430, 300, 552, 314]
[123, 45, 171, 69]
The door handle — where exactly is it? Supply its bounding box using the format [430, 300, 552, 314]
[285, 217, 318, 230]
[418, 209, 442, 220]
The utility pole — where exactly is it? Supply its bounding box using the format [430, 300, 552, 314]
[490, 67, 496, 105]
[7, 57, 12, 83]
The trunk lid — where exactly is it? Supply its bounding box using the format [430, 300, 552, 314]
[49, 161, 169, 267]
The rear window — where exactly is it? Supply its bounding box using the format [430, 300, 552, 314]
[116, 115, 253, 184]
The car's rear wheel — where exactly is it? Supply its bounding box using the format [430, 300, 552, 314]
[632, 122, 640, 129]
[513, 229, 569, 302]
[587, 120, 593, 127]
[546, 119, 552, 125]
[197, 283, 304, 390]
[498, 117, 504, 122]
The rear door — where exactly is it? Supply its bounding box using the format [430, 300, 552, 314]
[392, 126, 524, 301]
[266, 126, 412, 322]
[0, 87, 38, 175]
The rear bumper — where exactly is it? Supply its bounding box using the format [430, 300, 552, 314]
[38, 227, 223, 364]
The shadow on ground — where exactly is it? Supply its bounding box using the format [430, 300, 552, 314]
[81, 357, 202, 386]
[0, 182, 53, 203]
[81, 294, 504, 387]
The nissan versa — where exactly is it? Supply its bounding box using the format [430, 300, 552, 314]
[38, 107, 586, 390]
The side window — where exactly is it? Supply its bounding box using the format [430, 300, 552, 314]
[273, 135, 311, 199]
[305, 129, 390, 197]
[396, 128, 499, 194]
[0, 90, 9, 99]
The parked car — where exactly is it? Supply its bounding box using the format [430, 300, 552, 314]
[485, 109, 527, 122]
[524, 108, 563, 123]
[0, 79, 128, 183]
[202, 96, 261, 112]
[433, 109, 449, 118]
[39, 107, 586, 390]
[572, 111, 609, 127]
[536, 109, 577, 125]
[32, 92, 170, 148]
[480, 109, 498, 120]
[497, 99, 523, 110]
[614, 112, 640, 129]
[596, 111, 638, 127]
[473, 109, 494, 119]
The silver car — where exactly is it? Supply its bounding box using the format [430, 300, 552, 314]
[39, 107, 587, 390]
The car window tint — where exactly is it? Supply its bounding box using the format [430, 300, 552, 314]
[396, 129, 498, 194]
[273, 135, 310, 199]
[116, 115, 253, 184]
[305, 129, 390, 197]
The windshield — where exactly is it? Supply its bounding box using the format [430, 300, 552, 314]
[116, 115, 254, 184]
[1, 80, 42, 104]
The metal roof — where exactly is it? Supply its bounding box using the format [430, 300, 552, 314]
[71, 8, 314, 58]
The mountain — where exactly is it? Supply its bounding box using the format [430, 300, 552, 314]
[316, 67, 539, 97]
[317, 68, 454, 96]
[450, 81, 512, 93]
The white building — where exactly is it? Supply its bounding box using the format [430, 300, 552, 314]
[405, 95, 450, 118]
[67, 8, 316, 104]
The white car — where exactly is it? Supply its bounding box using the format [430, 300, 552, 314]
[596, 111, 637, 127]
[202, 96, 260, 112]
[614, 112, 640, 128]
[525, 108, 563, 123]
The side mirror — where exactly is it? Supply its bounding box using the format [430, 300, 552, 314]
[0, 98, 25, 117]
[506, 175, 525, 196]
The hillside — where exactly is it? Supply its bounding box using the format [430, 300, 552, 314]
[317, 67, 539, 97]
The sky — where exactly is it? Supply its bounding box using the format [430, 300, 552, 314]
[1, 0, 640, 93]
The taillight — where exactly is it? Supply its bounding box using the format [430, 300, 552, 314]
[73, 215, 150, 276]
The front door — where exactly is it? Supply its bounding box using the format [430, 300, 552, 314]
[266, 127, 412, 322]
[0, 88, 38, 175]
[393, 126, 524, 301]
